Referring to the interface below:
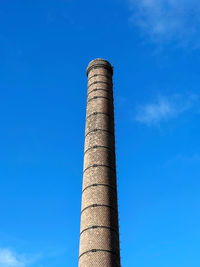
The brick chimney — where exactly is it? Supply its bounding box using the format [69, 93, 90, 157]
[79, 59, 121, 267]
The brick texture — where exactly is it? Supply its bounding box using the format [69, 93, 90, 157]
[79, 59, 121, 267]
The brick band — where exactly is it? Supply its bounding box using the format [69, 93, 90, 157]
[83, 164, 116, 174]
[85, 128, 114, 138]
[82, 183, 116, 194]
[86, 112, 113, 120]
[81, 204, 118, 214]
[86, 60, 113, 76]
[80, 225, 119, 236]
[79, 249, 120, 260]
[84, 145, 115, 156]
[87, 88, 111, 97]
[87, 74, 112, 82]
[87, 96, 112, 103]
[87, 81, 113, 89]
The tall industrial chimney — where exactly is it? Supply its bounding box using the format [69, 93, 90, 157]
[79, 59, 121, 267]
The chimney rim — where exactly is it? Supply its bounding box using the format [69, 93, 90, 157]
[87, 58, 113, 76]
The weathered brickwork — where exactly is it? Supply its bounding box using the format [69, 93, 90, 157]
[79, 59, 121, 267]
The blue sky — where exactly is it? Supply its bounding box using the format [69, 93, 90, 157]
[0, 0, 200, 266]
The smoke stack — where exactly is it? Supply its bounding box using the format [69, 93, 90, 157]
[79, 59, 121, 267]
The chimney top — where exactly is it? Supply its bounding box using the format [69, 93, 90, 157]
[87, 58, 113, 76]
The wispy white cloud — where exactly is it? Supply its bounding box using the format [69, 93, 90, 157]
[0, 243, 68, 267]
[129, 0, 200, 46]
[0, 248, 41, 267]
[0, 249, 26, 267]
[135, 94, 198, 125]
